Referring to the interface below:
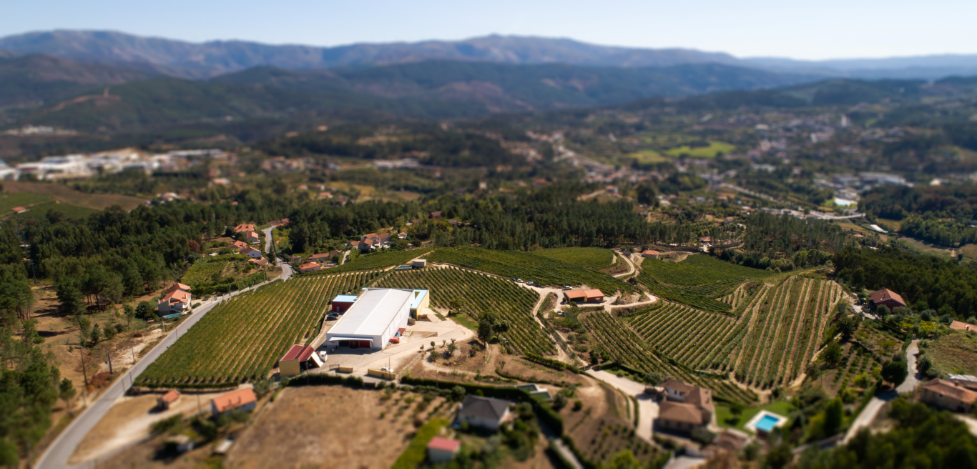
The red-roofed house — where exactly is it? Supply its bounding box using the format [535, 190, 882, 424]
[278, 345, 323, 377]
[158, 283, 192, 315]
[234, 223, 256, 234]
[10, 206, 27, 214]
[232, 240, 248, 251]
[870, 288, 906, 310]
[211, 388, 257, 417]
[300, 262, 322, 273]
[427, 437, 461, 463]
[240, 246, 262, 259]
[246, 231, 261, 244]
[656, 379, 714, 434]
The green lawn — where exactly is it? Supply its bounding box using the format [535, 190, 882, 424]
[715, 400, 794, 432]
[0, 192, 52, 213]
[627, 150, 668, 163]
[664, 141, 735, 158]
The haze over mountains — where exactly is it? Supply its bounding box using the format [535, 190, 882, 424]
[2, 30, 977, 80]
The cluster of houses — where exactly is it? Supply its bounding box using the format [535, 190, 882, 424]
[350, 232, 393, 252]
[230, 223, 266, 265]
[297, 250, 342, 273]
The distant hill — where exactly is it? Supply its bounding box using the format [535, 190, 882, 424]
[2, 30, 976, 81]
[14, 60, 817, 132]
[0, 30, 741, 79]
[0, 54, 154, 107]
[215, 61, 817, 113]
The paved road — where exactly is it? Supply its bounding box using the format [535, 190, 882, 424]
[262, 226, 274, 253]
[843, 341, 920, 443]
[37, 256, 292, 469]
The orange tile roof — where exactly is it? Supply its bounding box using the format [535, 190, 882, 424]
[212, 388, 257, 414]
[160, 390, 181, 404]
[427, 437, 461, 452]
[584, 289, 604, 299]
[870, 288, 906, 306]
[565, 290, 587, 300]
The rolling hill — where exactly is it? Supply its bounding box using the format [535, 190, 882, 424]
[0, 54, 154, 107]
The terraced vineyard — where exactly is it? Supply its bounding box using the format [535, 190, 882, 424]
[181, 257, 236, 287]
[616, 274, 845, 391]
[428, 247, 633, 294]
[136, 271, 379, 388]
[728, 277, 845, 388]
[581, 310, 757, 404]
[322, 247, 434, 273]
[532, 247, 615, 271]
[374, 267, 553, 355]
[638, 255, 773, 313]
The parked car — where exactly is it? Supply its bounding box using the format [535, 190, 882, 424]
[563, 285, 572, 290]
[527, 281, 535, 286]
[516, 278, 524, 283]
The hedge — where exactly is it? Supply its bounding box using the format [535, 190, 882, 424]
[523, 352, 582, 374]
[392, 418, 449, 469]
[283, 373, 364, 388]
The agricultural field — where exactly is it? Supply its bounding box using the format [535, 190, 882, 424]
[663, 141, 735, 158]
[8, 201, 101, 221]
[532, 247, 615, 272]
[920, 332, 977, 377]
[621, 275, 846, 391]
[579, 420, 665, 466]
[373, 267, 553, 356]
[136, 271, 379, 388]
[2, 180, 146, 211]
[428, 247, 633, 294]
[0, 191, 51, 212]
[580, 310, 757, 405]
[727, 277, 845, 388]
[324, 247, 433, 273]
[638, 255, 773, 313]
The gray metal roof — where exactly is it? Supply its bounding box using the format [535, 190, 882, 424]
[459, 396, 510, 420]
[326, 288, 412, 338]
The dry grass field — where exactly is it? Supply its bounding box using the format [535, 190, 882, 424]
[2, 180, 146, 211]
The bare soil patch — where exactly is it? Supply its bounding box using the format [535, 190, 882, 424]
[226, 386, 453, 469]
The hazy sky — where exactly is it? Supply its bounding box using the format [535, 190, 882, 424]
[2, 0, 974, 60]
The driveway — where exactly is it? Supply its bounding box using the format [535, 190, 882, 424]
[843, 341, 920, 443]
[37, 254, 292, 469]
[590, 370, 658, 443]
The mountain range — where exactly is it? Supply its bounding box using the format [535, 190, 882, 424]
[2, 30, 976, 80]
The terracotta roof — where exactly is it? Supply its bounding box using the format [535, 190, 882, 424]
[309, 253, 331, 260]
[924, 379, 977, 404]
[565, 290, 587, 300]
[281, 345, 316, 362]
[212, 388, 257, 414]
[160, 390, 181, 403]
[870, 288, 906, 307]
[10, 206, 25, 212]
[459, 395, 510, 421]
[642, 250, 661, 256]
[950, 320, 976, 331]
[300, 262, 321, 271]
[427, 437, 461, 452]
[167, 283, 191, 293]
[584, 289, 604, 300]
[248, 231, 259, 239]
[232, 240, 248, 249]
[659, 401, 706, 425]
[160, 289, 190, 304]
[663, 379, 696, 394]
[234, 223, 256, 233]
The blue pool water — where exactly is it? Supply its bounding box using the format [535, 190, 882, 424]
[756, 415, 780, 432]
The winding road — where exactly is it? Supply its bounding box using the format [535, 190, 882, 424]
[843, 341, 920, 443]
[37, 236, 292, 469]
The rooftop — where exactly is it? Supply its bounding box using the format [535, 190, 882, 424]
[459, 395, 510, 421]
[332, 294, 358, 303]
[427, 437, 461, 452]
[410, 290, 429, 309]
[327, 288, 413, 338]
[212, 387, 257, 413]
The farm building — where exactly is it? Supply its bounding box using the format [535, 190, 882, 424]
[921, 379, 977, 413]
[278, 345, 324, 377]
[158, 283, 192, 315]
[456, 395, 512, 431]
[157, 390, 181, 410]
[300, 262, 322, 273]
[564, 289, 605, 304]
[427, 437, 461, 463]
[211, 387, 257, 417]
[331, 294, 358, 312]
[410, 289, 430, 319]
[870, 288, 906, 309]
[641, 250, 661, 259]
[413, 258, 427, 268]
[325, 288, 413, 350]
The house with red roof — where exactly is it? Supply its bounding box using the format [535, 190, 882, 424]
[246, 231, 261, 244]
[300, 262, 322, 273]
[211, 387, 257, 417]
[427, 437, 461, 463]
[870, 288, 906, 310]
[158, 283, 192, 315]
[240, 246, 262, 259]
[234, 223, 256, 234]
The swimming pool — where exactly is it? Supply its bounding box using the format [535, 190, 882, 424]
[755, 414, 780, 433]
